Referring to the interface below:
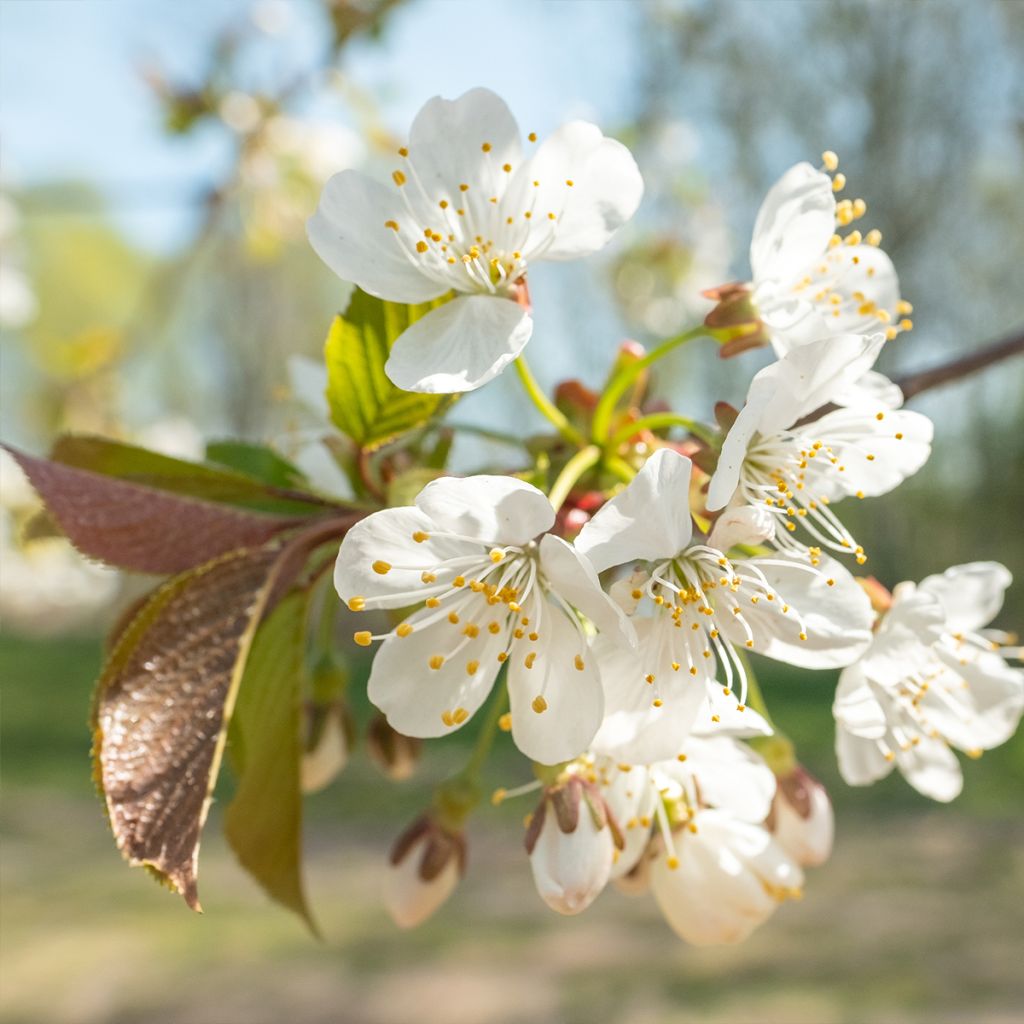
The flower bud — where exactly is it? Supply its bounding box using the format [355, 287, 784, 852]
[525, 774, 623, 916]
[767, 765, 834, 867]
[701, 283, 770, 357]
[300, 700, 355, 794]
[366, 712, 422, 781]
[650, 809, 804, 946]
[383, 815, 466, 929]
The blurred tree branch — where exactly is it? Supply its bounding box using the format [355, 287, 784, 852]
[896, 330, 1024, 400]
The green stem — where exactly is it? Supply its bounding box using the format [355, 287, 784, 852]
[514, 355, 585, 447]
[548, 445, 601, 511]
[737, 650, 797, 774]
[607, 412, 718, 451]
[443, 421, 530, 448]
[464, 682, 510, 777]
[604, 453, 637, 484]
[591, 326, 706, 443]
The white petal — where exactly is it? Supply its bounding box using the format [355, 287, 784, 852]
[308, 170, 445, 303]
[807, 407, 932, 499]
[835, 725, 893, 787]
[300, 705, 349, 793]
[821, 243, 901, 337]
[707, 504, 776, 553]
[538, 534, 636, 648]
[517, 121, 643, 261]
[771, 774, 834, 868]
[831, 369, 904, 411]
[719, 554, 873, 669]
[693, 684, 773, 738]
[507, 596, 604, 764]
[576, 449, 694, 572]
[895, 735, 963, 803]
[384, 834, 460, 929]
[406, 88, 522, 213]
[600, 764, 658, 879]
[590, 622, 707, 765]
[416, 473, 554, 546]
[750, 162, 835, 283]
[335, 506, 471, 610]
[529, 805, 614, 915]
[918, 562, 1013, 634]
[671, 736, 776, 823]
[833, 664, 888, 739]
[385, 295, 533, 394]
[367, 609, 505, 738]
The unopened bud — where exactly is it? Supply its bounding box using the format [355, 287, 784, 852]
[525, 774, 623, 916]
[366, 712, 422, 781]
[702, 283, 770, 356]
[384, 815, 466, 929]
[301, 700, 355, 793]
[767, 765, 834, 867]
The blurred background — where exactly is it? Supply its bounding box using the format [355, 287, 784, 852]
[1, 1, 1022, 1022]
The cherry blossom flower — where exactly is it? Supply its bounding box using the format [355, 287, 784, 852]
[746, 154, 913, 408]
[767, 765, 834, 868]
[335, 474, 634, 764]
[707, 333, 933, 563]
[834, 562, 1024, 802]
[575, 449, 873, 763]
[308, 87, 643, 393]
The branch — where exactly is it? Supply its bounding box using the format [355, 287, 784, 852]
[895, 330, 1024, 401]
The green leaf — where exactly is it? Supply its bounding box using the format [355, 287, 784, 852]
[324, 289, 456, 450]
[206, 440, 308, 490]
[51, 435, 336, 517]
[225, 591, 319, 935]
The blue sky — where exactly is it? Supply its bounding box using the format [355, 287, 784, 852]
[0, 0, 643, 253]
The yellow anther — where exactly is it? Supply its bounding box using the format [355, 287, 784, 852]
[466, 660, 480, 675]
[489, 548, 504, 563]
[565, 178, 574, 187]
[452, 575, 465, 587]
[652, 699, 664, 708]
[799, 632, 808, 641]
[528, 132, 537, 142]
[899, 318, 913, 332]
[666, 856, 680, 870]
[464, 624, 480, 638]
[354, 630, 373, 647]
[897, 299, 914, 315]
[426, 597, 440, 608]
[491, 788, 506, 806]
[396, 622, 414, 638]
[415, 240, 428, 254]
[459, 183, 470, 192]
[372, 560, 391, 575]
[392, 170, 406, 187]
[428, 655, 445, 670]
[384, 220, 399, 231]
[488, 622, 501, 635]
[531, 695, 547, 714]
[347, 596, 366, 612]
[502, 162, 512, 172]
[498, 712, 512, 732]
[448, 611, 460, 624]
[524, 652, 537, 669]
[852, 197, 867, 218]
[895, 432, 904, 440]
[452, 707, 469, 725]
[746, 640, 754, 648]
[497, 651, 508, 663]
[645, 673, 655, 684]
[845, 230, 863, 246]
[822, 150, 839, 171]
[831, 172, 846, 192]
[481, 142, 492, 152]
[865, 228, 882, 246]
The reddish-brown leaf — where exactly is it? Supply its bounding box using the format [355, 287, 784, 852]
[4, 444, 309, 574]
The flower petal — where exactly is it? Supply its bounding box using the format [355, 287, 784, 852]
[894, 734, 963, 803]
[385, 295, 533, 394]
[366, 607, 506, 738]
[308, 170, 445, 303]
[750, 162, 835, 283]
[415, 473, 554, 546]
[538, 534, 636, 648]
[517, 121, 643, 261]
[576, 449, 694, 572]
[507, 596, 604, 764]
[833, 664, 888, 739]
[835, 726, 893, 788]
[335, 506, 472, 610]
[590, 622, 708, 765]
[917, 562, 1013, 634]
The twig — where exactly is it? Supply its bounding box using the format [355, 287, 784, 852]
[895, 330, 1024, 401]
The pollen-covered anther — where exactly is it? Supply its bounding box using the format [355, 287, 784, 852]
[384, 220, 399, 231]
[392, 170, 406, 187]
[372, 560, 391, 575]
[347, 596, 366, 612]
[428, 654, 445, 670]
[354, 630, 373, 647]
[396, 623, 414, 638]
[652, 698, 664, 708]
[574, 655, 585, 671]
[531, 695, 547, 714]
[466, 660, 479, 675]
[524, 652, 537, 669]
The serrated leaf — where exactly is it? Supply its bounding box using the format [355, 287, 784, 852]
[92, 546, 281, 910]
[4, 443, 310, 574]
[91, 517, 356, 911]
[324, 289, 456, 450]
[51, 435, 334, 517]
[225, 591, 319, 935]
[205, 440, 308, 490]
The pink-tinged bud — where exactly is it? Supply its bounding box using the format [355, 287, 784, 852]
[384, 815, 466, 929]
[366, 712, 422, 781]
[525, 775, 623, 916]
[856, 575, 894, 616]
[300, 700, 355, 794]
[650, 809, 804, 946]
[768, 765, 834, 868]
[702, 283, 770, 357]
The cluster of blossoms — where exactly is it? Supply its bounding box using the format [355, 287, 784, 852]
[306, 88, 1022, 943]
